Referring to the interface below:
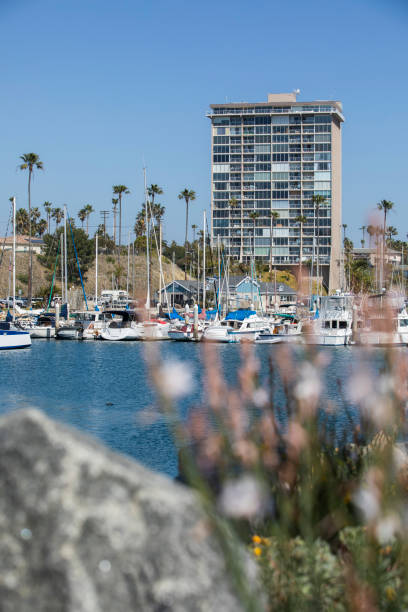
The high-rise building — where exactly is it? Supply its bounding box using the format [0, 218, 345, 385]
[207, 92, 344, 291]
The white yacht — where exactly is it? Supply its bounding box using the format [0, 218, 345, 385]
[203, 311, 269, 343]
[306, 294, 353, 346]
[100, 310, 143, 341]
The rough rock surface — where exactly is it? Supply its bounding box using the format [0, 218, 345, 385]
[0, 409, 250, 612]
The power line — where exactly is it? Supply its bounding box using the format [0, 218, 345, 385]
[100, 210, 110, 240]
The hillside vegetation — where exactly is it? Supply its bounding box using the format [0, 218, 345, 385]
[0, 252, 188, 300]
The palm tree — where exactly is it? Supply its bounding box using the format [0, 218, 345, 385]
[377, 199, 394, 287]
[359, 225, 367, 248]
[112, 198, 118, 246]
[147, 184, 163, 211]
[112, 185, 130, 247]
[52, 207, 63, 230]
[249, 211, 259, 261]
[367, 224, 375, 248]
[294, 214, 307, 283]
[78, 208, 87, 229]
[43, 201, 53, 233]
[84, 204, 94, 235]
[19, 152, 43, 304]
[36, 219, 48, 238]
[16, 209, 30, 235]
[178, 188, 196, 279]
[385, 225, 398, 247]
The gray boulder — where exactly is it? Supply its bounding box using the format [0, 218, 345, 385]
[0, 409, 255, 612]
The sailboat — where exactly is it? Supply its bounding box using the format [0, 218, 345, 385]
[0, 197, 31, 349]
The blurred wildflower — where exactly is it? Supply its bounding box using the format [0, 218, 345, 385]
[353, 468, 383, 522]
[218, 474, 268, 519]
[252, 535, 262, 544]
[253, 547, 262, 557]
[294, 362, 321, 413]
[157, 360, 194, 399]
[375, 513, 400, 544]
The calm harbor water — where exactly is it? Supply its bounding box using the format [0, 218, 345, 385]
[0, 340, 395, 477]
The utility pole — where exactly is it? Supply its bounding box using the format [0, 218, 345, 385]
[100, 210, 109, 246]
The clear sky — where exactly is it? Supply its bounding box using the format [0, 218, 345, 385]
[0, 0, 407, 246]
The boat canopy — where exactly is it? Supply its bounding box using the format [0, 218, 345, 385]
[225, 309, 256, 321]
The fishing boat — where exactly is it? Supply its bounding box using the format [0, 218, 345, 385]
[203, 310, 269, 343]
[306, 294, 353, 346]
[256, 316, 302, 344]
[100, 310, 143, 341]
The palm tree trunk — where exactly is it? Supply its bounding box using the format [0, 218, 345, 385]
[28, 169, 32, 306]
[240, 202, 243, 263]
[86, 215, 89, 236]
[184, 199, 189, 280]
[119, 195, 122, 249]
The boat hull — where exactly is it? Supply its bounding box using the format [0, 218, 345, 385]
[30, 327, 55, 339]
[56, 327, 82, 340]
[0, 330, 31, 349]
[358, 332, 408, 346]
[306, 332, 351, 346]
[100, 327, 142, 341]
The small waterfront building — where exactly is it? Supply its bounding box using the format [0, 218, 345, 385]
[157, 280, 199, 306]
[224, 275, 296, 311]
[352, 247, 402, 266]
[0, 235, 44, 254]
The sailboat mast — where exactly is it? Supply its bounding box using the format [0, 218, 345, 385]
[63, 205, 68, 303]
[126, 231, 130, 297]
[202, 211, 206, 309]
[12, 197, 16, 322]
[61, 232, 64, 303]
[217, 235, 221, 313]
[95, 232, 98, 307]
[159, 221, 162, 307]
[144, 167, 150, 313]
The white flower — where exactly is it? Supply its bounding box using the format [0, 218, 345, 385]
[353, 486, 380, 522]
[294, 363, 321, 402]
[252, 387, 268, 408]
[218, 475, 267, 518]
[158, 360, 194, 399]
[375, 514, 400, 544]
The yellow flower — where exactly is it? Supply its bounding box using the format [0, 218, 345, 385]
[253, 547, 262, 557]
[385, 586, 396, 601]
[252, 535, 262, 544]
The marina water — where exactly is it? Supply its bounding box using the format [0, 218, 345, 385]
[1, 341, 393, 477]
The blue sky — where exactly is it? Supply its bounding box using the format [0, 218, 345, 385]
[0, 0, 407, 246]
